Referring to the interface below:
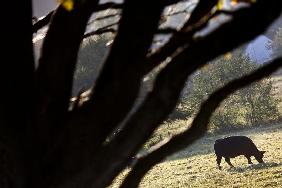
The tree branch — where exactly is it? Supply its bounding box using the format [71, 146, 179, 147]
[32, 2, 123, 33]
[91, 13, 120, 22]
[80, 1, 282, 187]
[94, 2, 123, 11]
[83, 22, 118, 38]
[83, 24, 180, 39]
[145, 0, 282, 75]
[145, 0, 218, 74]
[63, 0, 182, 187]
[33, 1, 100, 186]
[83, 28, 116, 38]
[73, 0, 173, 152]
[121, 57, 282, 188]
[156, 27, 178, 34]
[32, 10, 55, 33]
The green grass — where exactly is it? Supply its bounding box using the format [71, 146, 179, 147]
[110, 123, 282, 188]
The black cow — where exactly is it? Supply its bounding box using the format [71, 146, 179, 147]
[214, 136, 266, 169]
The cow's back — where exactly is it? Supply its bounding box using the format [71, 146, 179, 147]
[214, 136, 258, 158]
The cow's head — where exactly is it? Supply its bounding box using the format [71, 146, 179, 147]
[255, 150, 266, 163]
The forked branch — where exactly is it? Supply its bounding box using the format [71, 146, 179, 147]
[86, 1, 282, 187]
[32, 2, 123, 33]
[121, 56, 282, 188]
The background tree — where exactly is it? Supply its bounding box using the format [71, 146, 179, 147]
[273, 27, 282, 53]
[1, 0, 282, 188]
[73, 35, 109, 95]
[273, 27, 282, 74]
[178, 52, 280, 131]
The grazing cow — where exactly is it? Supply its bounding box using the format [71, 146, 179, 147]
[214, 136, 266, 170]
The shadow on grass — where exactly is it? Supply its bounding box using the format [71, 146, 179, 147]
[226, 162, 282, 173]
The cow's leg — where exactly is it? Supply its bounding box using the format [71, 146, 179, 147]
[245, 155, 253, 164]
[216, 155, 222, 170]
[225, 157, 234, 168]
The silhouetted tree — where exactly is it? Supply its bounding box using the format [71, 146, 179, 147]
[1, 0, 282, 188]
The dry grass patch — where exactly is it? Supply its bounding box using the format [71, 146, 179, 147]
[110, 124, 282, 188]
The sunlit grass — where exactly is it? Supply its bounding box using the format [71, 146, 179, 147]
[110, 123, 282, 188]
[110, 76, 282, 188]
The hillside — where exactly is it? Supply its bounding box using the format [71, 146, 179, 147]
[111, 73, 282, 186]
[111, 123, 282, 188]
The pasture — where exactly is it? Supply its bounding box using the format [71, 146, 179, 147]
[111, 123, 282, 188]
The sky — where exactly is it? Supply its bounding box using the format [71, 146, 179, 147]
[32, 0, 281, 65]
[32, 0, 57, 18]
[31, 0, 122, 18]
[246, 35, 272, 64]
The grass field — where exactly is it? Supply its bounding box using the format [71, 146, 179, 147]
[110, 76, 282, 188]
[111, 123, 282, 188]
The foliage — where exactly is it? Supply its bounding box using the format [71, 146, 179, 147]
[72, 36, 109, 95]
[272, 27, 282, 75]
[59, 0, 74, 11]
[273, 27, 282, 56]
[179, 52, 280, 132]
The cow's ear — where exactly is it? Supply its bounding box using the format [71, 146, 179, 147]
[261, 151, 266, 154]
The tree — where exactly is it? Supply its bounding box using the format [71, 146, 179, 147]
[180, 53, 280, 131]
[1, 0, 282, 188]
[273, 27, 282, 64]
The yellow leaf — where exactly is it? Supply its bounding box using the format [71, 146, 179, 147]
[201, 64, 209, 72]
[230, 0, 238, 6]
[224, 52, 232, 60]
[217, 0, 225, 10]
[231, 0, 257, 6]
[58, 0, 74, 11]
